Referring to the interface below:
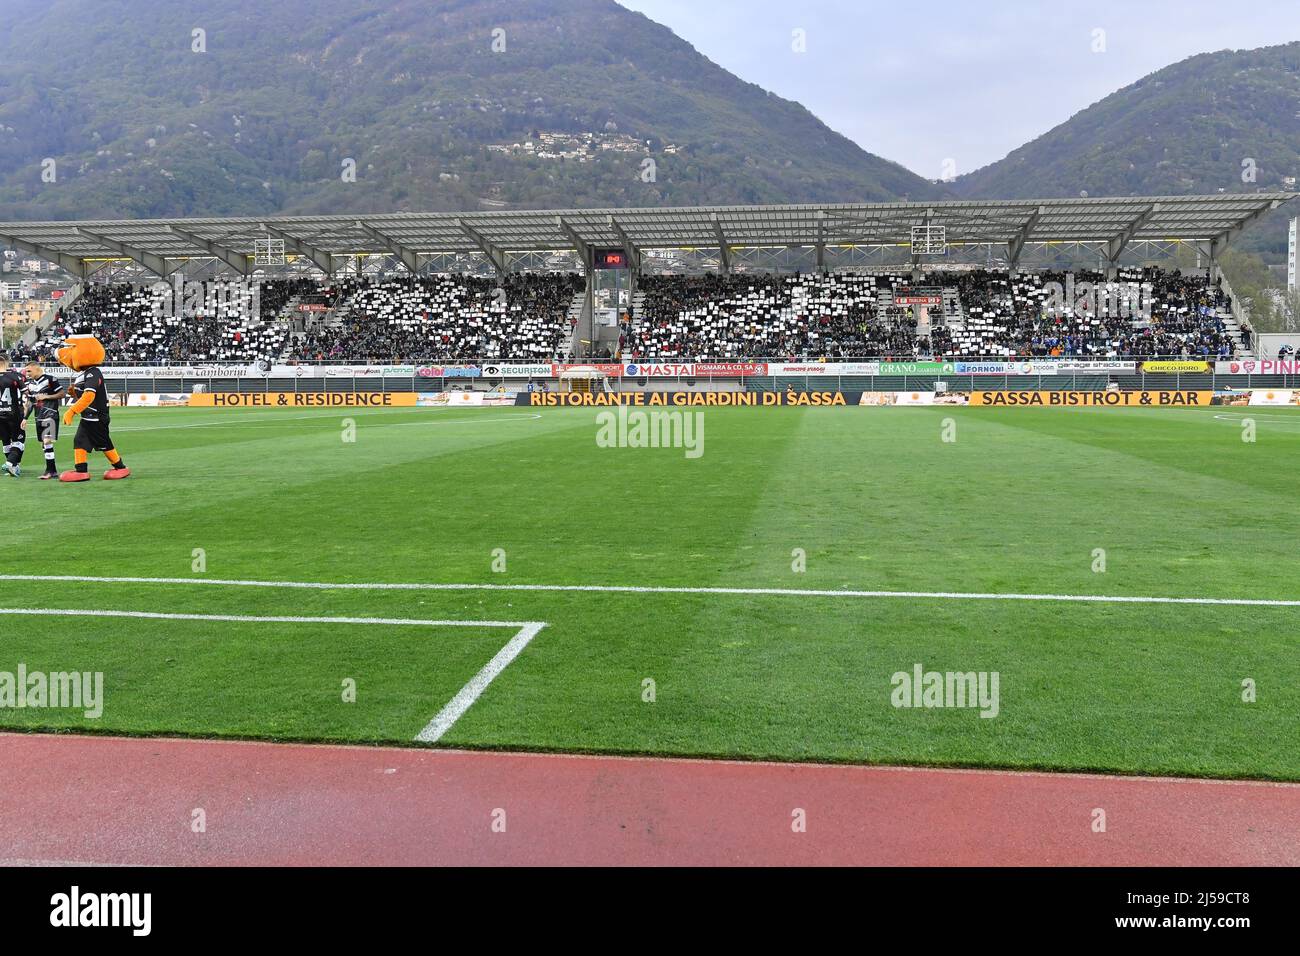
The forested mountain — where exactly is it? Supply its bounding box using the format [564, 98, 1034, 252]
[957, 41, 1300, 259]
[0, 0, 943, 220]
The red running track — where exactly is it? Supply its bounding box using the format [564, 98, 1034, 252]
[0, 733, 1296, 866]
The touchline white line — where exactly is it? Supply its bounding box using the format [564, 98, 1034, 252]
[0, 607, 540, 627]
[113, 412, 542, 432]
[0, 575, 1297, 607]
[0, 608, 547, 744]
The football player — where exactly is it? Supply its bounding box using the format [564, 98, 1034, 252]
[24, 362, 65, 479]
[0, 358, 26, 478]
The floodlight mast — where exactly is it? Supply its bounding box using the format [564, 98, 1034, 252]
[1288, 217, 1297, 294]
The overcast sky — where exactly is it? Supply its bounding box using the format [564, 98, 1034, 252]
[619, 0, 1299, 179]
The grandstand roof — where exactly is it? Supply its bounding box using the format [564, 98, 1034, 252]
[1, 193, 1293, 276]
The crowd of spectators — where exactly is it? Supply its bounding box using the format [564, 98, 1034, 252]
[628, 267, 1241, 361]
[629, 272, 954, 360]
[944, 268, 1238, 358]
[285, 272, 581, 362]
[7, 267, 1243, 365]
[13, 273, 581, 364]
[19, 282, 292, 363]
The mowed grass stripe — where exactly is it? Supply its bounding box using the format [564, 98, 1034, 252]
[0, 614, 529, 744]
[0, 578, 1294, 778]
[0, 405, 1294, 779]
[3, 406, 567, 546]
[727, 406, 1298, 596]
[976, 405, 1300, 501]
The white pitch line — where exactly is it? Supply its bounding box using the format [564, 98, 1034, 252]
[416, 622, 545, 743]
[0, 608, 547, 743]
[1212, 413, 1300, 425]
[385, 413, 542, 429]
[0, 607, 536, 628]
[0, 574, 1296, 607]
[112, 411, 542, 433]
[113, 411, 380, 432]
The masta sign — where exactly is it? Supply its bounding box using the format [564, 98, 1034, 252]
[622, 363, 696, 377]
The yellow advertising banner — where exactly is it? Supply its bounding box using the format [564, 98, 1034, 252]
[1140, 360, 1211, 373]
[189, 392, 417, 407]
[970, 390, 1213, 407]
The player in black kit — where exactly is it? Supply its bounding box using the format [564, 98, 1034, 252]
[23, 362, 66, 479]
[0, 358, 27, 478]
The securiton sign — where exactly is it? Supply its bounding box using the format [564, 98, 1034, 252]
[481, 364, 553, 377]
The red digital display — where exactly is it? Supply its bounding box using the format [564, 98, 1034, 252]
[593, 248, 629, 269]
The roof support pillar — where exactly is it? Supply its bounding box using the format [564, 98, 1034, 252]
[74, 227, 175, 278]
[260, 224, 335, 275]
[0, 232, 87, 279]
[1104, 203, 1159, 274]
[1209, 199, 1285, 264]
[608, 217, 641, 274]
[556, 217, 596, 359]
[910, 208, 934, 281]
[457, 219, 507, 275]
[711, 214, 731, 275]
[1007, 205, 1045, 272]
[608, 217, 641, 299]
[556, 217, 590, 273]
[815, 210, 826, 272]
[165, 226, 249, 276]
[354, 222, 421, 274]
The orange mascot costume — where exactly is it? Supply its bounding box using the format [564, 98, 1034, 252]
[56, 334, 130, 482]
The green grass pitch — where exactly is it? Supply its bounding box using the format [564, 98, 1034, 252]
[1, 402, 1297, 780]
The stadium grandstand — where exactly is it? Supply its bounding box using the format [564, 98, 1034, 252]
[3, 193, 1293, 367]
